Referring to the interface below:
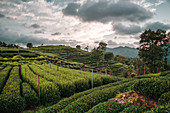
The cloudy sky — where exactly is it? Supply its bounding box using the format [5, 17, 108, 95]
[0, 0, 170, 49]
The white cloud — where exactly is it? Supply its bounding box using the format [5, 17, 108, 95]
[0, 0, 169, 49]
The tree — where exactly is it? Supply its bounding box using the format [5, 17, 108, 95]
[110, 63, 128, 77]
[90, 48, 104, 66]
[114, 55, 127, 64]
[27, 43, 33, 48]
[138, 29, 168, 73]
[84, 45, 89, 51]
[104, 52, 114, 62]
[98, 42, 107, 50]
[76, 45, 81, 49]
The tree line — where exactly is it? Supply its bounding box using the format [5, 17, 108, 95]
[0, 41, 19, 48]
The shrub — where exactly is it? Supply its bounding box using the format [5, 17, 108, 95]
[131, 73, 137, 78]
[160, 71, 170, 76]
[158, 92, 170, 105]
[22, 82, 39, 107]
[120, 106, 147, 113]
[133, 78, 169, 98]
[0, 66, 26, 113]
[0, 66, 12, 93]
[87, 101, 124, 113]
[59, 80, 137, 113]
[21, 65, 61, 106]
[145, 105, 170, 113]
[37, 79, 129, 113]
[58, 82, 76, 97]
[0, 95, 26, 113]
[100, 75, 121, 84]
[74, 78, 89, 92]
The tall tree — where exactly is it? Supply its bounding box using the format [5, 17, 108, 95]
[76, 45, 81, 49]
[84, 45, 89, 51]
[90, 48, 104, 66]
[26, 43, 33, 48]
[138, 29, 168, 73]
[98, 42, 107, 50]
[104, 52, 114, 62]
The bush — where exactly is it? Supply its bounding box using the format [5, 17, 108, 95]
[0, 66, 12, 93]
[21, 65, 61, 106]
[120, 106, 147, 113]
[59, 80, 137, 113]
[100, 75, 121, 85]
[131, 73, 137, 78]
[133, 78, 169, 98]
[145, 105, 170, 113]
[22, 82, 39, 108]
[74, 78, 89, 92]
[0, 66, 26, 113]
[158, 92, 170, 105]
[0, 95, 26, 113]
[134, 74, 159, 79]
[37, 79, 129, 113]
[87, 101, 124, 113]
[160, 71, 170, 76]
[58, 82, 76, 97]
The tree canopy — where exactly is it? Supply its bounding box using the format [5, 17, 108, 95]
[138, 29, 168, 73]
[26, 43, 33, 48]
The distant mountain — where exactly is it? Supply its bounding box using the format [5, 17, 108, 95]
[106, 44, 170, 64]
[106, 46, 139, 58]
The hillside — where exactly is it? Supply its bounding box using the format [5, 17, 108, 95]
[106, 46, 139, 58]
[37, 71, 170, 113]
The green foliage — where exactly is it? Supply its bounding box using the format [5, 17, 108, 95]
[110, 63, 128, 76]
[160, 71, 170, 76]
[76, 45, 81, 49]
[87, 101, 124, 113]
[0, 66, 26, 113]
[22, 82, 39, 107]
[0, 95, 26, 113]
[27, 43, 33, 48]
[114, 55, 127, 64]
[58, 80, 137, 113]
[90, 48, 104, 64]
[21, 65, 60, 106]
[104, 52, 113, 62]
[138, 29, 168, 73]
[134, 78, 170, 98]
[120, 106, 147, 113]
[12, 55, 25, 59]
[145, 105, 170, 113]
[158, 92, 170, 105]
[38, 79, 125, 113]
[131, 73, 137, 78]
[0, 66, 12, 93]
[134, 74, 160, 79]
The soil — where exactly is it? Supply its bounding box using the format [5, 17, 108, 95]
[108, 90, 158, 109]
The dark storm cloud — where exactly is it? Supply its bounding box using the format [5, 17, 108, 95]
[0, 14, 5, 18]
[113, 23, 142, 35]
[30, 24, 40, 28]
[0, 29, 68, 45]
[51, 32, 61, 36]
[21, 0, 32, 2]
[34, 30, 44, 34]
[113, 21, 170, 35]
[145, 22, 170, 31]
[62, 0, 153, 23]
[62, 3, 80, 16]
[94, 41, 99, 44]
